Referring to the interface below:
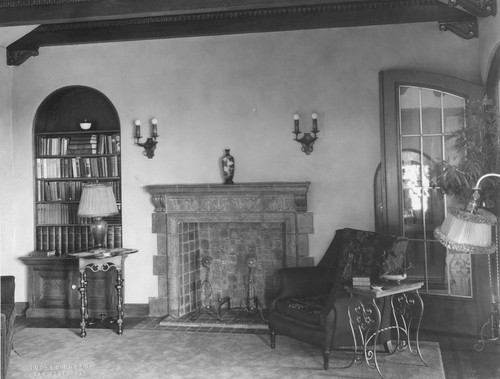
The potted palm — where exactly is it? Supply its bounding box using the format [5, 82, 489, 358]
[380, 249, 413, 282]
[436, 95, 499, 208]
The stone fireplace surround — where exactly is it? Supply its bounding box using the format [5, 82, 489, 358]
[145, 182, 314, 317]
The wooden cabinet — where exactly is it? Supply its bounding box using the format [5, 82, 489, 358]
[20, 256, 118, 318]
[28, 86, 122, 317]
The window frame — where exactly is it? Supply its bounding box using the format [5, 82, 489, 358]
[486, 45, 500, 100]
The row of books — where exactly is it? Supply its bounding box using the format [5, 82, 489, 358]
[36, 225, 123, 255]
[37, 203, 122, 225]
[37, 134, 120, 156]
[36, 180, 121, 202]
[36, 156, 120, 179]
[67, 134, 98, 155]
[37, 203, 80, 224]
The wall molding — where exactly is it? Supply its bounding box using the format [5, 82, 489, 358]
[15, 302, 149, 317]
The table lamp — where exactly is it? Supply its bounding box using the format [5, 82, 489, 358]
[77, 183, 119, 252]
[434, 173, 499, 351]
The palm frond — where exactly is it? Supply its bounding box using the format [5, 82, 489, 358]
[435, 95, 499, 205]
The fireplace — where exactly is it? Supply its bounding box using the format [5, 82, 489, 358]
[145, 182, 314, 317]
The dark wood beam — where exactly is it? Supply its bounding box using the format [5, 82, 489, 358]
[449, 0, 496, 17]
[4, 0, 479, 65]
[0, 0, 339, 27]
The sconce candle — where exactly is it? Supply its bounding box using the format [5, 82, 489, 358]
[134, 120, 141, 138]
[312, 112, 318, 132]
[293, 114, 300, 133]
[151, 118, 158, 138]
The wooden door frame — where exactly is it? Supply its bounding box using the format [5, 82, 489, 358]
[378, 70, 490, 335]
[379, 69, 484, 235]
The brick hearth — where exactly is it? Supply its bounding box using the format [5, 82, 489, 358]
[145, 182, 314, 317]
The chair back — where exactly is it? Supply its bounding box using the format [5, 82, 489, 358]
[317, 228, 407, 285]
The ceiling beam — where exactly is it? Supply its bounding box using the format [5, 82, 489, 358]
[448, 0, 496, 17]
[4, 0, 480, 65]
[0, 0, 339, 27]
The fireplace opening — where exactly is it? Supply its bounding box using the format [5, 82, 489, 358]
[178, 221, 285, 318]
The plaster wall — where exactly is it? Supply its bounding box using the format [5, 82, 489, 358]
[8, 22, 481, 305]
[0, 55, 15, 275]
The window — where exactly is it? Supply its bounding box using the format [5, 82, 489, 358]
[399, 86, 470, 297]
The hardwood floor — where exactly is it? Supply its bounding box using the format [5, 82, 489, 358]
[13, 317, 500, 378]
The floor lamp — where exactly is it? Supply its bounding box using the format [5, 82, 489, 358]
[434, 173, 500, 351]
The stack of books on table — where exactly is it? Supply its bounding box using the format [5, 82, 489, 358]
[352, 276, 371, 289]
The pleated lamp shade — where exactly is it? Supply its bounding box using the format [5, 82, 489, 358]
[434, 207, 497, 254]
[77, 183, 118, 218]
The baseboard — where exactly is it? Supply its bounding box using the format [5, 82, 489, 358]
[123, 303, 149, 317]
[15, 302, 29, 316]
[16, 302, 150, 318]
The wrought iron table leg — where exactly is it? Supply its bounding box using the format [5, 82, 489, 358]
[348, 295, 383, 378]
[391, 291, 427, 366]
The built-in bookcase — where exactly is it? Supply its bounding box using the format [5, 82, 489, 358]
[33, 86, 122, 255]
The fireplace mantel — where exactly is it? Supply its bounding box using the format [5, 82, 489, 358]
[145, 182, 310, 213]
[145, 182, 314, 317]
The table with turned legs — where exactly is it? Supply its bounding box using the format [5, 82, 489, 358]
[70, 248, 137, 338]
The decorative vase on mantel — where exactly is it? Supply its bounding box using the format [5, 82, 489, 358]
[221, 149, 235, 184]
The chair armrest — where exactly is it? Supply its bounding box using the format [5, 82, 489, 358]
[1, 276, 15, 305]
[273, 266, 334, 299]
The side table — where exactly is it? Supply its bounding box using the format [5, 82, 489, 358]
[70, 248, 137, 338]
[347, 281, 426, 378]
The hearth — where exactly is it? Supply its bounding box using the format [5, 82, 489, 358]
[146, 182, 314, 318]
[160, 307, 270, 334]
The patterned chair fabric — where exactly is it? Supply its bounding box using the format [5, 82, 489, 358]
[268, 228, 408, 370]
[275, 293, 328, 325]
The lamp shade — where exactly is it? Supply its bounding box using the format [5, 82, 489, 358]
[77, 183, 118, 218]
[434, 207, 497, 254]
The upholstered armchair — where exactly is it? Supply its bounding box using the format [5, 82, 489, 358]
[268, 228, 408, 370]
[1, 276, 16, 379]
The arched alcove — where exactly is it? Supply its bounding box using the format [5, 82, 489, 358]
[32, 85, 123, 253]
[34, 85, 120, 133]
[26, 85, 123, 318]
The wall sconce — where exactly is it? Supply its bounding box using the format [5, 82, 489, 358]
[134, 118, 158, 159]
[293, 112, 319, 155]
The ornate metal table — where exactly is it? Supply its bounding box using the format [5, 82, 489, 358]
[70, 248, 137, 338]
[347, 281, 426, 378]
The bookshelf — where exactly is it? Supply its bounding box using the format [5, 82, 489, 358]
[34, 85, 122, 256]
[25, 85, 123, 318]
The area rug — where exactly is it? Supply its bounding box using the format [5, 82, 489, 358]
[8, 328, 445, 379]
